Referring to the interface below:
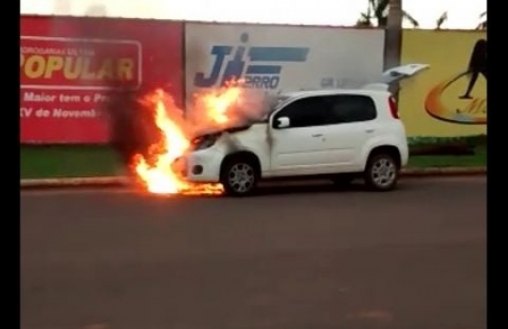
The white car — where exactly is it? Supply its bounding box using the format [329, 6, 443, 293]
[179, 64, 428, 196]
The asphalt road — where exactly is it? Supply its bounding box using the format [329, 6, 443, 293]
[21, 177, 486, 329]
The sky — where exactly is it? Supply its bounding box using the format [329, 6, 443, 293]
[21, 0, 486, 30]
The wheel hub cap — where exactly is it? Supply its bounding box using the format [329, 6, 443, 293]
[371, 158, 396, 187]
[228, 163, 255, 193]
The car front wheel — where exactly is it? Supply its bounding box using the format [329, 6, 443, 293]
[220, 159, 259, 196]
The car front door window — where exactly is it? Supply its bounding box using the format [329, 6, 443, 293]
[273, 97, 328, 128]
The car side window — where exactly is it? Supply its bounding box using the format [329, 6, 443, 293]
[272, 95, 376, 128]
[273, 96, 329, 128]
[328, 95, 377, 123]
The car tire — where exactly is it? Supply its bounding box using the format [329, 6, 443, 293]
[364, 153, 399, 191]
[220, 158, 259, 196]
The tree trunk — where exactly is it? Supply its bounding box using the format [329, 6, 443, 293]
[384, 0, 402, 71]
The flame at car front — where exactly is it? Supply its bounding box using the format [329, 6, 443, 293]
[132, 81, 247, 195]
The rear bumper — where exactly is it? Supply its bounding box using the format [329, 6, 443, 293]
[400, 142, 409, 167]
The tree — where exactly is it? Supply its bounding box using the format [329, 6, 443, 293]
[384, 0, 403, 72]
[435, 11, 448, 30]
[356, 0, 418, 28]
[476, 11, 487, 30]
[355, 0, 404, 76]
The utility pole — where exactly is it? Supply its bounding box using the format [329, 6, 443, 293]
[384, 0, 402, 71]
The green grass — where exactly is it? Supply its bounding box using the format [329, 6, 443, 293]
[21, 146, 124, 179]
[408, 134, 487, 147]
[20, 144, 487, 179]
[408, 145, 486, 168]
[407, 134, 486, 168]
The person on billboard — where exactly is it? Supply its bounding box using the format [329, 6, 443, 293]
[459, 39, 487, 99]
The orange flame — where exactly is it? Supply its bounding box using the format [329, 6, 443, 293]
[132, 82, 244, 195]
[202, 85, 242, 125]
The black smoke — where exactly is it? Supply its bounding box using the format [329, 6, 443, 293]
[105, 87, 162, 168]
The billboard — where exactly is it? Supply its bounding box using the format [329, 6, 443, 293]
[20, 16, 183, 144]
[399, 30, 487, 138]
[185, 22, 385, 111]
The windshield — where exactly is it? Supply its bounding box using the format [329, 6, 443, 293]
[269, 94, 290, 110]
[259, 94, 290, 122]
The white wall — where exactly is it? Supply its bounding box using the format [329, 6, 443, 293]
[185, 22, 385, 109]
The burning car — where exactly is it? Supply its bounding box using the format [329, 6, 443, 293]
[132, 64, 428, 196]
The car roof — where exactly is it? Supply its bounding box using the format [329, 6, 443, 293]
[279, 88, 389, 100]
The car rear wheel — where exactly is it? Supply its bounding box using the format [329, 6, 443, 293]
[364, 153, 399, 191]
[220, 159, 259, 196]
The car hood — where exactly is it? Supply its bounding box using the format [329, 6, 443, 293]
[191, 122, 259, 142]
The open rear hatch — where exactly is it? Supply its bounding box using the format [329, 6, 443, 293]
[363, 63, 429, 91]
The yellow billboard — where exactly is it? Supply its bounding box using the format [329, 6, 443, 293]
[399, 30, 486, 137]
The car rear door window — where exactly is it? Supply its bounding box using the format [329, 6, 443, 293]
[327, 95, 377, 123]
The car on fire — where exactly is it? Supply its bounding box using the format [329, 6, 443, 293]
[177, 64, 429, 196]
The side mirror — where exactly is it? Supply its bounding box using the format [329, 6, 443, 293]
[276, 116, 290, 129]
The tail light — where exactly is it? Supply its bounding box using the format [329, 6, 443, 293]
[388, 96, 399, 119]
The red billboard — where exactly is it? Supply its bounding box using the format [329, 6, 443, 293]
[20, 16, 183, 144]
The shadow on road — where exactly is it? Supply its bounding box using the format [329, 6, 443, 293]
[178, 179, 414, 198]
[22, 177, 422, 198]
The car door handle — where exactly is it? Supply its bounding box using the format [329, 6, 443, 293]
[311, 134, 324, 137]
[365, 129, 375, 133]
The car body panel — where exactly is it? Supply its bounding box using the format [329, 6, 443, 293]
[181, 64, 427, 184]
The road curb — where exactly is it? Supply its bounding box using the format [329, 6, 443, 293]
[20, 176, 131, 188]
[20, 167, 486, 189]
[401, 166, 486, 177]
